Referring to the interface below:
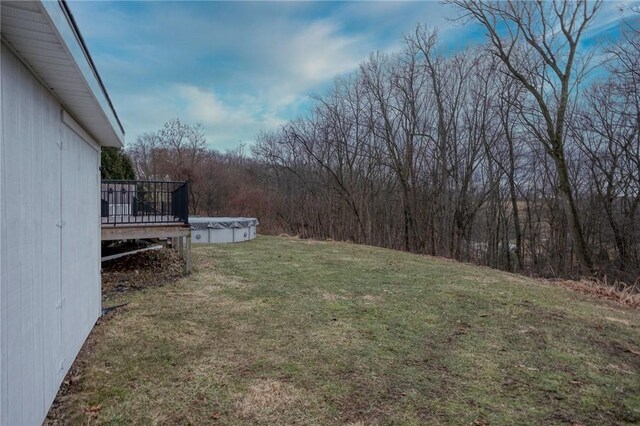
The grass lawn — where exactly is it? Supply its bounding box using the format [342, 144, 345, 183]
[59, 236, 639, 424]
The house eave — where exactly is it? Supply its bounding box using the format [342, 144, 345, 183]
[1, 0, 125, 148]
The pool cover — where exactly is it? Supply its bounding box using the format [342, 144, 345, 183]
[189, 217, 259, 230]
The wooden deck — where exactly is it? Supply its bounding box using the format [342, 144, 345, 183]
[101, 214, 183, 226]
[101, 213, 189, 239]
[99, 179, 191, 271]
[101, 216, 192, 272]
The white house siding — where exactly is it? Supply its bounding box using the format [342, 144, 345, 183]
[60, 121, 101, 380]
[1, 43, 101, 425]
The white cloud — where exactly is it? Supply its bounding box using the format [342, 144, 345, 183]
[177, 85, 251, 128]
[175, 84, 267, 148]
[115, 85, 264, 150]
[249, 18, 372, 115]
[588, 0, 638, 33]
[288, 20, 363, 82]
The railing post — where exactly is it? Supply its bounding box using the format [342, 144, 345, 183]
[184, 180, 189, 223]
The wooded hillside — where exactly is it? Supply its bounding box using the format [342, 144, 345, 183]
[126, 1, 640, 286]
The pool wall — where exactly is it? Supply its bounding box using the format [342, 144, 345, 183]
[190, 217, 258, 244]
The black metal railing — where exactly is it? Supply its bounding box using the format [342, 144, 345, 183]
[101, 180, 189, 226]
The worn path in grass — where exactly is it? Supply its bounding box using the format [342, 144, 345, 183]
[58, 236, 639, 424]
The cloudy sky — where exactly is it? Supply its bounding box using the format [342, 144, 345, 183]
[67, 1, 636, 152]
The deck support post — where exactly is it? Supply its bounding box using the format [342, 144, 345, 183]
[184, 232, 192, 274]
[176, 235, 184, 257]
[174, 233, 191, 274]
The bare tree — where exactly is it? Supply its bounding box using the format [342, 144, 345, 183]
[451, 0, 602, 270]
[128, 132, 163, 179]
[127, 119, 208, 213]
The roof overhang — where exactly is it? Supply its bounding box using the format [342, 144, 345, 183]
[1, 0, 124, 147]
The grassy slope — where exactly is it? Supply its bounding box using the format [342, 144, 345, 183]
[68, 237, 639, 425]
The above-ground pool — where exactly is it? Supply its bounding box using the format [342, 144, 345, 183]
[190, 217, 258, 244]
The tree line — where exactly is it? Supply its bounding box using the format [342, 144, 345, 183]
[116, 0, 639, 286]
[124, 119, 276, 225]
[252, 0, 639, 284]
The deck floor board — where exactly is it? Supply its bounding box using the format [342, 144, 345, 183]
[101, 215, 183, 227]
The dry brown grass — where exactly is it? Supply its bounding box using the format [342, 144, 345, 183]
[545, 278, 640, 309]
[278, 233, 300, 239]
[235, 379, 304, 422]
[361, 294, 382, 303]
[322, 292, 348, 301]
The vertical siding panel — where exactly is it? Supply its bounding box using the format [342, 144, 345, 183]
[41, 90, 62, 414]
[31, 65, 46, 421]
[26, 52, 44, 425]
[18, 55, 35, 425]
[3, 44, 24, 426]
[61, 126, 100, 368]
[20, 55, 37, 425]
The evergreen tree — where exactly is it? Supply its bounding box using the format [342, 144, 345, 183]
[101, 147, 135, 179]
